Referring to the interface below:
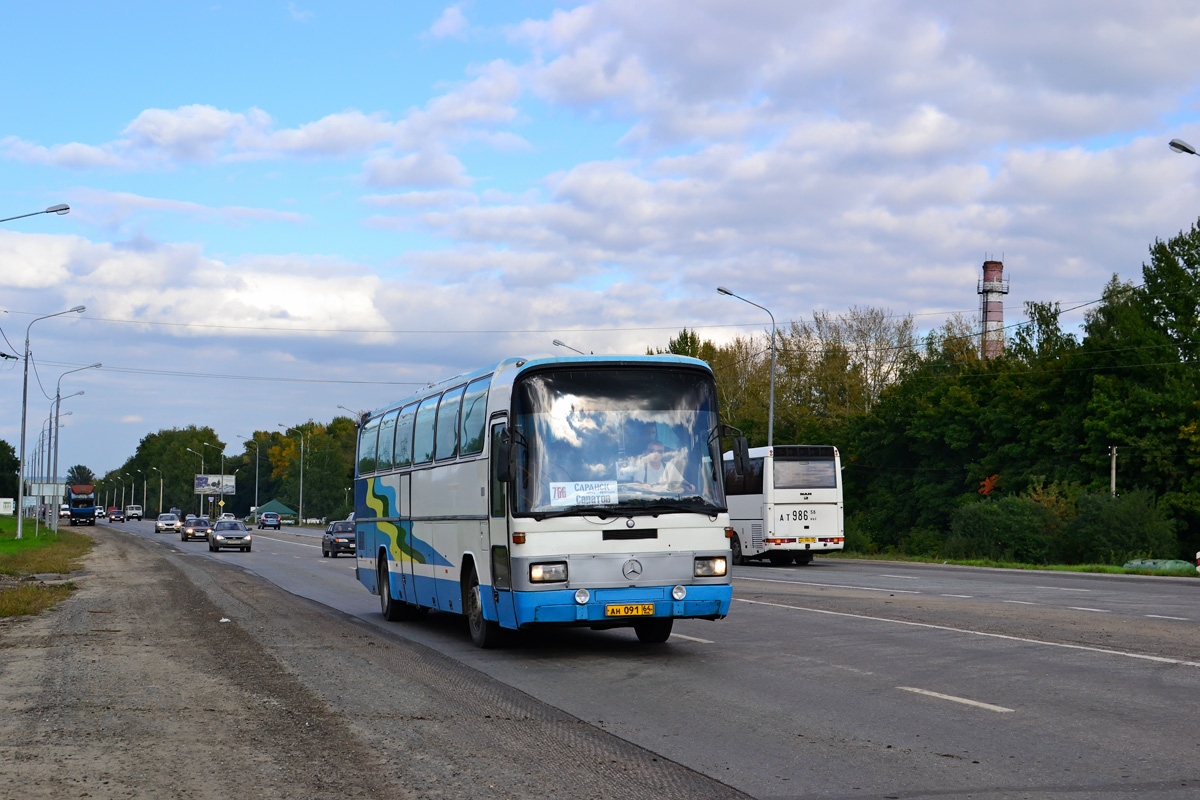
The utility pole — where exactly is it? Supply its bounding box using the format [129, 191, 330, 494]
[1110, 446, 1117, 497]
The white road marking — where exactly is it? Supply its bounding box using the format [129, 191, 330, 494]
[736, 598, 1200, 668]
[942, 594, 973, 598]
[898, 687, 1013, 713]
[1003, 600, 1037, 605]
[1067, 607, 1110, 613]
[737, 576, 922, 594]
[881, 574, 920, 580]
[1145, 615, 1189, 621]
[671, 633, 714, 644]
[1033, 586, 1091, 592]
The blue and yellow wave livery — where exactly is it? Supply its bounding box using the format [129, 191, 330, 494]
[363, 477, 452, 567]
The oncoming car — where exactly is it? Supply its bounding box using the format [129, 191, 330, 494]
[209, 520, 252, 552]
[107, 508, 125, 523]
[257, 512, 281, 530]
[155, 513, 182, 533]
[181, 518, 212, 542]
[322, 521, 355, 558]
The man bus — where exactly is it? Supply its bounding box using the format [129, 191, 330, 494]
[723, 445, 844, 566]
[354, 354, 747, 648]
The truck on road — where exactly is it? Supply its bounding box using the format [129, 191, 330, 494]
[66, 485, 98, 526]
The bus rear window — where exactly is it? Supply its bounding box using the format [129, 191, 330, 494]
[774, 459, 837, 489]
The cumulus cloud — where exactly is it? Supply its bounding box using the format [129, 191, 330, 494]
[428, 4, 469, 39]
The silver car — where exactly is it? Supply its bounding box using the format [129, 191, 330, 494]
[209, 520, 253, 552]
[155, 513, 182, 533]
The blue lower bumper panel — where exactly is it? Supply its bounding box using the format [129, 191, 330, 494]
[511, 584, 731, 626]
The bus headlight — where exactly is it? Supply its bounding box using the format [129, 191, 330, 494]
[694, 556, 727, 577]
[530, 562, 568, 582]
[671, 585, 687, 601]
[574, 588, 590, 604]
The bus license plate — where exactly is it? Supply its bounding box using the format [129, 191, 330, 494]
[605, 603, 655, 617]
[798, 537, 816, 543]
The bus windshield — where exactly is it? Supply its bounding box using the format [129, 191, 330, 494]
[512, 366, 725, 518]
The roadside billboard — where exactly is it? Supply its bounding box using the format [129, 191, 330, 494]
[193, 474, 236, 495]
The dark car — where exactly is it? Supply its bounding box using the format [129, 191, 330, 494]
[257, 511, 281, 530]
[181, 517, 213, 542]
[209, 520, 252, 552]
[322, 521, 356, 558]
[107, 507, 125, 523]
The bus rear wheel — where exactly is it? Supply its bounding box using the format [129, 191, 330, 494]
[634, 618, 673, 643]
[464, 567, 502, 649]
[794, 553, 813, 565]
[378, 559, 406, 622]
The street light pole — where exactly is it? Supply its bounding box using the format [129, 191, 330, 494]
[552, 339, 587, 355]
[279, 424, 306, 525]
[15, 305, 85, 539]
[151, 466, 162, 514]
[717, 286, 776, 447]
[202, 442, 220, 518]
[50, 392, 82, 534]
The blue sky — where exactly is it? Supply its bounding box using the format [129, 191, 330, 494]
[3, 0, 1200, 477]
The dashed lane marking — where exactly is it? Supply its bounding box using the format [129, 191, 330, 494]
[898, 687, 1014, 713]
[736, 598, 1200, 668]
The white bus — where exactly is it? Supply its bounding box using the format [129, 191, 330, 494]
[723, 445, 844, 566]
[354, 354, 745, 647]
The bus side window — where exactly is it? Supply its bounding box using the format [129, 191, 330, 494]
[747, 457, 765, 495]
[394, 403, 417, 468]
[358, 416, 380, 474]
[724, 461, 745, 495]
[460, 377, 491, 456]
[436, 385, 466, 461]
[413, 395, 440, 464]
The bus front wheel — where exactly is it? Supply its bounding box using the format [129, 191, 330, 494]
[634, 618, 673, 644]
[464, 567, 503, 649]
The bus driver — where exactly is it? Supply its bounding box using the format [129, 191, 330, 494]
[627, 441, 692, 491]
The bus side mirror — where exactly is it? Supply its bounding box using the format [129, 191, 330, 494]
[494, 437, 512, 482]
[732, 436, 751, 476]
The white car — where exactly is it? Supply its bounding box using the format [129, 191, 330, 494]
[219, 512, 236, 521]
[155, 513, 182, 533]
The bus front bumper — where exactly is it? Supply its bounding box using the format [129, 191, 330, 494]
[511, 584, 732, 627]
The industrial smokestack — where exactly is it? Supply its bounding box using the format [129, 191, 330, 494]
[978, 260, 1009, 359]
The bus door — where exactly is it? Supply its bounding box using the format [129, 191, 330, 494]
[488, 419, 517, 628]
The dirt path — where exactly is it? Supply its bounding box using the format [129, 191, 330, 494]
[0, 529, 746, 800]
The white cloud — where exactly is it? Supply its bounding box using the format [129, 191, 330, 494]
[429, 4, 468, 39]
[72, 190, 308, 227]
[363, 150, 469, 188]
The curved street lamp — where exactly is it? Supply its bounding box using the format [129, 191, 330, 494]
[151, 466, 163, 515]
[16, 305, 86, 539]
[0, 203, 70, 225]
[1169, 139, 1198, 157]
[718, 286, 776, 447]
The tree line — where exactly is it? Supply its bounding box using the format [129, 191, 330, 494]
[657, 220, 1200, 564]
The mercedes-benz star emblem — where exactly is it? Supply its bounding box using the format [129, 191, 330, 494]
[622, 559, 643, 580]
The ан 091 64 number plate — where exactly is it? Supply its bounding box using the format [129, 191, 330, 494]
[605, 603, 655, 617]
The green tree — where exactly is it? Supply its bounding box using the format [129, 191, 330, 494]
[0, 438, 18, 500]
[64, 465, 96, 486]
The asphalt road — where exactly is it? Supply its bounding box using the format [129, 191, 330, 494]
[105, 518, 1200, 799]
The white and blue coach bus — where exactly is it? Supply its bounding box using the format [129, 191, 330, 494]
[354, 354, 746, 648]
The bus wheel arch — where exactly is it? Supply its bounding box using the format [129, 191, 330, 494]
[730, 535, 744, 566]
